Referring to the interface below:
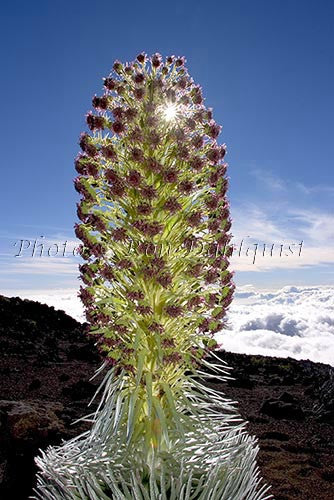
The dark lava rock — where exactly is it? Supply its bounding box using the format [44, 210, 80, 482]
[260, 431, 290, 441]
[260, 398, 305, 420]
[62, 380, 96, 401]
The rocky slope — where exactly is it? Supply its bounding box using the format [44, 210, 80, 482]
[0, 294, 333, 499]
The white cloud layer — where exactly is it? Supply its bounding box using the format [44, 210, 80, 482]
[219, 285, 334, 366]
[1, 285, 333, 367]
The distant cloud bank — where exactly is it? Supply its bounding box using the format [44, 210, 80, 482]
[220, 285, 334, 366]
[1, 285, 333, 367]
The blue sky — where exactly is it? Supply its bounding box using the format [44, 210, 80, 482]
[1, 0, 333, 293]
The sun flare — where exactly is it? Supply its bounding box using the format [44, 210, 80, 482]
[162, 103, 178, 121]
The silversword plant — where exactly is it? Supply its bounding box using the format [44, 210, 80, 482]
[33, 53, 273, 500]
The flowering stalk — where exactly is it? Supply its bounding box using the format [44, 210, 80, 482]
[33, 53, 272, 500]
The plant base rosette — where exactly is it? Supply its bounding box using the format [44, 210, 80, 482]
[33, 356, 272, 500]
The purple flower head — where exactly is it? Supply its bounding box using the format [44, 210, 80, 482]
[173, 128, 186, 142]
[177, 76, 188, 89]
[100, 265, 115, 281]
[136, 305, 153, 315]
[137, 241, 156, 255]
[126, 289, 145, 301]
[75, 154, 88, 175]
[216, 233, 231, 248]
[178, 180, 194, 194]
[127, 169, 142, 187]
[189, 157, 204, 171]
[187, 295, 204, 310]
[85, 161, 99, 178]
[150, 256, 165, 269]
[77, 244, 91, 260]
[101, 144, 117, 160]
[129, 126, 144, 143]
[79, 133, 98, 157]
[148, 321, 164, 333]
[207, 120, 222, 140]
[105, 168, 120, 184]
[137, 203, 152, 215]
[205, 194, 219, 210]
[219, 144, 227, 159]
[166, 55, 174, 65]
[78, 286, 94, 306]
[109, 180, 126, 197]
[145, 221, 164, 237]
[192, 90, 203, 105]
[140, 264, 157, 278]
[207, 147, 221, 164]
[199, 317, 210, 332]
[209, 171, 219, 186]
[74, 176, 85, 195]
[134, 72, 145, 84]
[92, 95, 109, 110]
[163, 352, 183, 365]
[182, 235, 198, 251]
[187, 211, 202, 227]
[113, 60, 123, 74]
[133, 87, 146, 100]
[145, 158, 161, 172]
[111, 227, 128, 242]
[206, 293, 218, 307]
[112, 106, 124, 120]
[125, 108, 138, 121]
[76, 202, 89, 223]
[217, 204, 229, 220]
[165, 304, 183, 317]
[188, 263, 203, 277]
[146, 115, 159, 128]
[90, 242, 106, 258]
[116, 84, 126, 95]
[221, 270, 234, 286]
[163, 168, 179, 183]
[223, 218, 232, 232]
[140, 184, 157, 200]
[117, 258, 133, 269]
[163, 197, 182, 213]
[103, 77, 117, 91]
[161, 338, 176, 348]
[206, 108, 213, 120]
[131, 147, 144, 163]
[208, 219, 220, 232]
[88, 214, 107, 233]
[161, 66, 169, 75]
[217, 181, 228, 199]
[217, 163, 228, 175]
[79, 263, 95, 278]
[175, 56, 186, 67]
[111, 120, 126, 134]
[186, 117, 196, 130]
[86, 112, 105, 131]
[148, 131, 160, 148]
[124, 65, 133, 75]
[156, 272, 172, 288]
[191, 135, 204, 149]
[136, 52, 147, 63]
[151, 53, 162, 68]
[205, 268, 219, 284]
[178, 144, 189, 159]
[180, 95, 190, 105]
[74, 223, 86, 241]
[212, 255, 229, 270]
